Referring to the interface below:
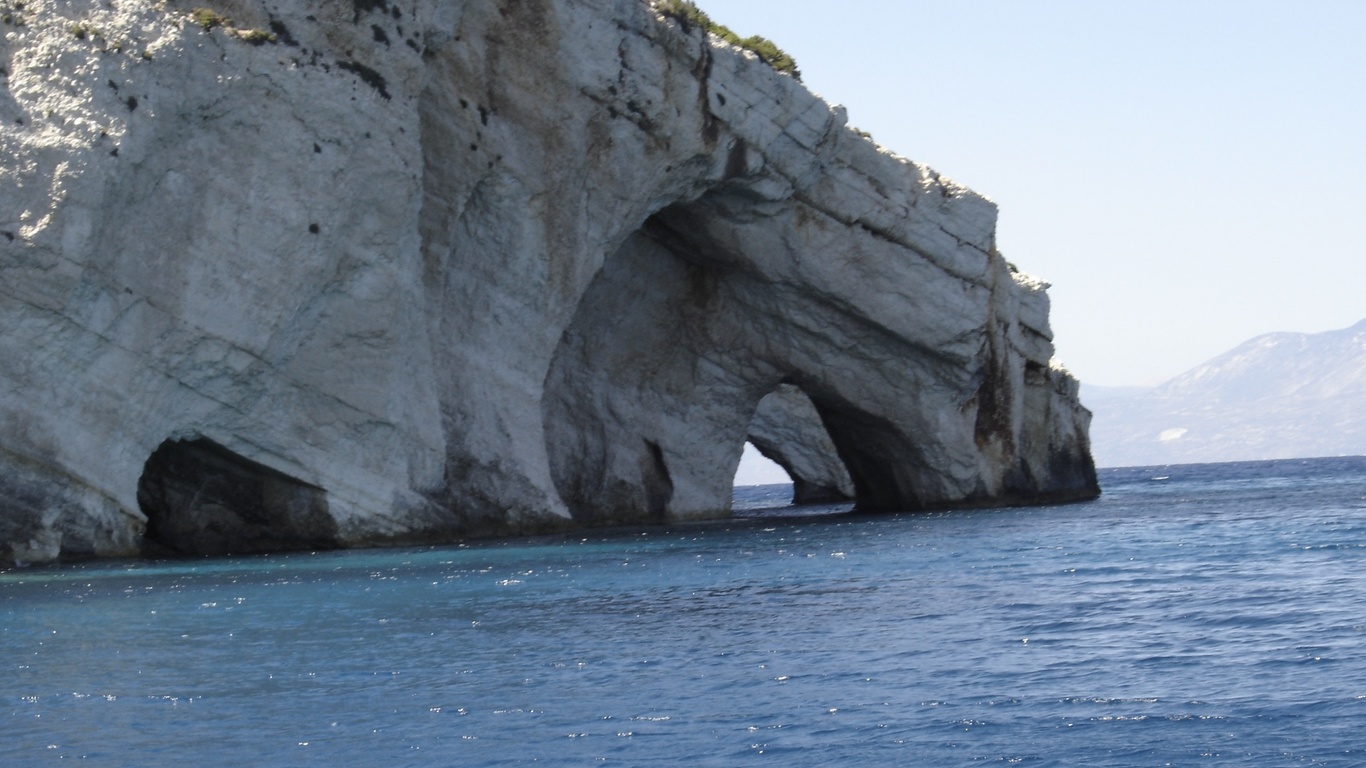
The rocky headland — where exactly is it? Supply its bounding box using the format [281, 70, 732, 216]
[0, 0, 1097, 566]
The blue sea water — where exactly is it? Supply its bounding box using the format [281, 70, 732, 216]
[4, 457, 1366, 766]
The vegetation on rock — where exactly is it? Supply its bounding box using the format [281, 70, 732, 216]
[656, 0, 800, 80]
[186, 7, 275, 44]
[236, 28, 277, 45]
[68, 22, 99, 40]
[190, 7, 228, 29]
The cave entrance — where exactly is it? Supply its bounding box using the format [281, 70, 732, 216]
[741, 384, 855, 506]
[136, 438, 337, 557]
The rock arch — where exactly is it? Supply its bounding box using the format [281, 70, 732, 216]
[543, 154, 1099, 522]
[746, 384, 854, 505]
[541, 212, 767, 524]
[543, 178, 953, 521]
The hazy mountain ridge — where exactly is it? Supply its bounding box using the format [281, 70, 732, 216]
[1084, 319, 1366, 468]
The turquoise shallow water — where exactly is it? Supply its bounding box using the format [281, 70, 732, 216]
[5, 457, 1366, 766]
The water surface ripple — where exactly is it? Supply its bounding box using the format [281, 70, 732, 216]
[5, 457, 1366, 766]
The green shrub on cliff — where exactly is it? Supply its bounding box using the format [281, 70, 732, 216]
[656, 0, 800, 80]
[68, 22, 99, 40]
[190, 7, 229, 29]
[236, 28, 277, 45]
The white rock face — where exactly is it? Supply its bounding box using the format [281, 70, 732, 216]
[0, 0, 1097, 565]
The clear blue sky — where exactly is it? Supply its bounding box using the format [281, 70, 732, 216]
[697, 0, 1366, 388]
[717, 1, 1366, 484]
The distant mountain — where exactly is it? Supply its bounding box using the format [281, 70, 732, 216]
[1082, 319, 1366, 468]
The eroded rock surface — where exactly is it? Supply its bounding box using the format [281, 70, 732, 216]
[0, 0, 1097, 565]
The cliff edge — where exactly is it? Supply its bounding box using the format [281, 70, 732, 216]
[0, 0, 1097, 565]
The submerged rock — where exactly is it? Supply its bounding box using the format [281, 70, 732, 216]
[0, 0, 1097, 566]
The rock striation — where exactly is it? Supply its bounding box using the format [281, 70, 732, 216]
[0, 0, 1098, 565]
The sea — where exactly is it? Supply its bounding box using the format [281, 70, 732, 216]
[4, 456, 1366, 766]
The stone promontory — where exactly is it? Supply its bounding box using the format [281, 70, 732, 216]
[0, 0, 1098, 565]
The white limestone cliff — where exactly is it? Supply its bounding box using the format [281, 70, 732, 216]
[0, 0, 1097, 565]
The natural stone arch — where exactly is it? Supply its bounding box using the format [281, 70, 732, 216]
[745, 384, 854, 505]
[638, 186, 974, 512]
[541, 179, 956, 522]
[541, 214, 768, 525]
[136, 438, 336, 556]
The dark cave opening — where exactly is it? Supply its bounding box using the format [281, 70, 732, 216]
[136, 438, 336, 557]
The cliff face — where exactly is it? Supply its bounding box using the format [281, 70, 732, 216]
[0, 0, 1097, 565]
